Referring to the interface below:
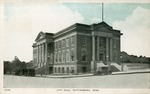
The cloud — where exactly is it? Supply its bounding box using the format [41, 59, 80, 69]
[3, 3, 84, 61]
[113, 6, 150, 57]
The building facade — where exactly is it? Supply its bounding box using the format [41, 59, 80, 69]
[32, 22, 122, 74]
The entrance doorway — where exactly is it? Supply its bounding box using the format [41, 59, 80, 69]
[99, 53, 106, 64]
[82, 67, 86, 73]
[49, 67, 53, 74]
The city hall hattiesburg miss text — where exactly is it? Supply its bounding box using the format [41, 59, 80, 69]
[32, 21, 122, 75]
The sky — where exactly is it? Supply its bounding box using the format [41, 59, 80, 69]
[2, 1, 150, 62]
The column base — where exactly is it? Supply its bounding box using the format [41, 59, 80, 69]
[91, 61, 96, 73]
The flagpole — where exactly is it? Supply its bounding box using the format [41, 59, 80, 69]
[102, 3, 104, 22]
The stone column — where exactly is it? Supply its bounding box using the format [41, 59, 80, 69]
[41, 44, 43, 64]
[37, 45, 39, 64]
[110, 38, 113, 62]
[45, 43, 48, 64]
[97, 36, 99, 61]
[44, 43, 47, 75]
[42, 43, 45, 64]
[109, 38, 113, 73]
[92, 36, 96, 61]
[106, 37, 109, 63]
[39, 45, 41, 64]
[43, 43, 45, 64]
[91, 35, 96, 73]
[40, 44, 42, 64]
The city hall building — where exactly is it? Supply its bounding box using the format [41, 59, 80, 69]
[32, 22, 122, 74]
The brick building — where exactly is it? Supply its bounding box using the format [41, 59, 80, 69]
[32, 21, 122, 74]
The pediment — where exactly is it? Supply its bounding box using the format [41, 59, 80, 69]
[35, 31, 45, 41]
[97, 26, 110, 32]
[92, 22, 113, 32]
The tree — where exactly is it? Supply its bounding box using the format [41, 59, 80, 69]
[4, 61, 12, 74]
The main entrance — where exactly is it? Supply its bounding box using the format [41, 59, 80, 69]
[82, 67, 87, 73]
[99, 53, 105, 63]
[49, 67, 53, 74]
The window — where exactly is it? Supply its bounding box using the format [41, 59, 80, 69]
[50, 53, 53, 64]
[55, 67, 57, 73]
[67, 67, 69, 73]
[62, 50, 65, 63]
[71, 49, 75, 61]
[55, 42, 58, 49]
[82, 48, 87, 61]
[71, 36, 75, 45]
[99, 37, 105, 47]
[58, 41, 61, 49]
[71, 67, 74, 74]
[55, 52, 57, 63]
[62, 67, 64, 73]
[62, 39, 65, 48]
[113, 40, 118, 49]
[58, 67, 61, 73]
[66, 49, 70, 62]
[81, 36, 86, 45]
[58, 51, 62, 63]
[66, 37, 70, 47]
[99, 40, 103, 47]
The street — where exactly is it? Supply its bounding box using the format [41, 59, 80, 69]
[3, 73, 150, 88]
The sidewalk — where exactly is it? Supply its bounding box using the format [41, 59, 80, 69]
[36, 73, 93, 78]
[35, 69, 150, 78]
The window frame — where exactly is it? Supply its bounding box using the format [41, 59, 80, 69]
[82, 36, 86, 46]
[66, 37, 70, 47]
[58, 51, 62, 63]
[62, 50, 66, 63]
[81, 48, 87, 62]
[71, 36, 75, 46]
[71, 48, 75, 62]
[55, 52, 58, 63]
[66, 49, 70, 62]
